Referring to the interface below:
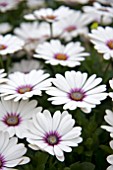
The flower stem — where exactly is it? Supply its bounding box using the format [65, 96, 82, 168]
[104, 59, 112, 75]
[0, 55, 4, 68]
[49, 22, 53, 38]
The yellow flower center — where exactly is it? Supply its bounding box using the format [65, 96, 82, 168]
[18, 86, 32, 94]
[55, 53, 67, 60]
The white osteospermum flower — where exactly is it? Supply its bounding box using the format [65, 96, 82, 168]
[9, 59, 43, 73]
[0, 34, 24, 55]
[83, 2, 113, 25]
[34, 40, 89, 67]
[14, 22, 50, 52]
[109, 79, 113, 100]
[0, 22, 12, 34]
[53, 11, 92, 41]
[0, 97, 42, 138]
[107, 140, 113, 170]
[0, 70, 51, 102]
[101, 110, 113, 137]
[0, 69, 7, 83]
[0, 131, 30, 169]
[0, 0, 21, 12]
[89, 27, 113, 60]
[46, 71, 107, 113]
[26, 110, 82, 162]
[83, 2, 113, 17]
[24, 6, 73, 23]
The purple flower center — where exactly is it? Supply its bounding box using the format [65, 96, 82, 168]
[69, 89, 85, 101]
[65, 26, 76, 32]
[106, 40, 113, 49]
[3, 113, 21, 126]
[44, 131, 61, 146]
[17, 85, 33, 94]
[98, 7, 109, 12]
[0, 2, 7, 7]
[54, 53, 68, 61]
[0, 154, 5, 169]
[0, 44, 7, 50]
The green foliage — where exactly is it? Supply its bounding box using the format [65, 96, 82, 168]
[1, 1, 113, 170]
[70, 162, 95, 170]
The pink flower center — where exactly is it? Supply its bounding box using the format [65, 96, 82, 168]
[17, 85, 32, 94]
[55, 53, 68, 60]
[65, 26, 76, 32]
[3, 114, 21, 126]
[0, 44, 7, 50]
[106, 40, 113, 49]
[70, 89, 85, 101]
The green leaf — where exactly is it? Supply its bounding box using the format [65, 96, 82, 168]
[64, 168, 70, 170]
[70, 162, 95, 170]
[100, 145, 113, 154]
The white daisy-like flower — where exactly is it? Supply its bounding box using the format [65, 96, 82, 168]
[83, 2, 113, 17]
[83, 2, 113, 25]
[0, 34, 24, 55]
[0, 0, 21, 12]
[14, 22, 50, 52]
[0, 97, 42, 138]
[0, 22, 12, 34]
[46, 71, 107, 113]
[24, 6, 73, 23]
[89, 27, 113, 60]
[34, 40, 89, 67]
[0, 131, 30, 170]
[9, 59, 43, 73]
[53, 11, 92, 41]
[107, 140, 113, 170]
[0, 69, 7, 83]
[0, 70, 51, 102]
[25, 110, 82, 162]
[101, 110, 113, 138]
[26, 0, 45, 9]
[109, 79, 113, 100]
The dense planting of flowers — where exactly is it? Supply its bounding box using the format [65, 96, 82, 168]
[0, 0, 113, 170]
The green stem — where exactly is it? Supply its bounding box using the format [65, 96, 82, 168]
[49, 22, 53, 38]
[0, 55, 4, 69]
[104, 59, 112, 76]
[6, 55, 11, 73]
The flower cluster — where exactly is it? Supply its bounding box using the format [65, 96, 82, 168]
[0, 0, 113, 170]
